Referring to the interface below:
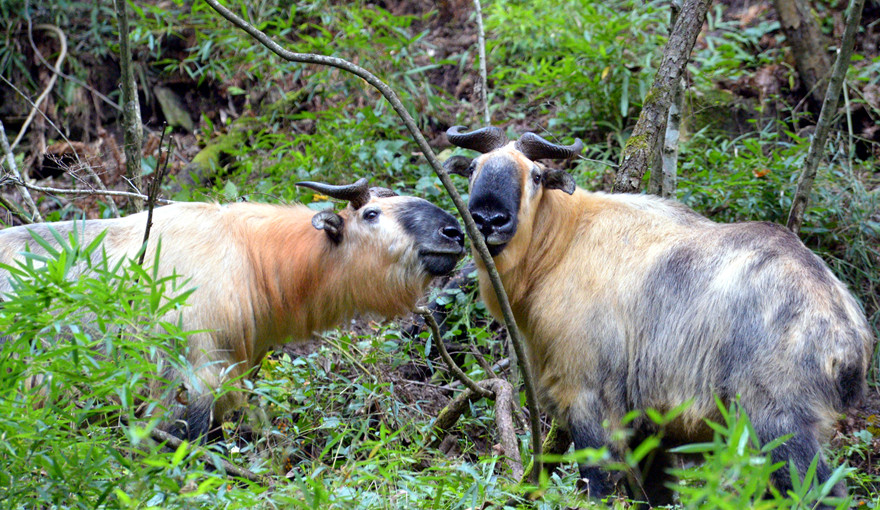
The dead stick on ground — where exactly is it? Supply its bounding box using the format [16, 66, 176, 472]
[430, 378, 523, 480]
[204, 0, 544, 480]
[117, 414, 273, 487]
[415, 307, 522, 479]
[786, 0, 866, 234]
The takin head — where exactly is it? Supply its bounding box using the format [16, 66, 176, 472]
[297, 178, 465, 278]
[442, 126, 582, 257]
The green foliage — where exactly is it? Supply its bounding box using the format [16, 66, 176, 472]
[0, 226, 266, 508]
[671, 399, 853, 509]
[484, 0, 668, 138]
[690, 4, 782, 88]
[677, 125, 802, 224]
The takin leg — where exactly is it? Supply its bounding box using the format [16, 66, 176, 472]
[568, 392, 618, 501]
[167, 393, 215, 442]
[749, 408, 845, 508]
[628, 442, 677, 507]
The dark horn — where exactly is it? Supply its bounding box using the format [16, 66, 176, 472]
[446, 125, 508, 153]
[515, 132, 584, 161]
[368, 187, 397, 199]
[296, 178, 372, 210]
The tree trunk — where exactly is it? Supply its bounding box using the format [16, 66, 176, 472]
[614, 0, 711, 194]
[787, 0, 865, 234]
[114, 0, 143, 211]
[772, 0, 831, 111]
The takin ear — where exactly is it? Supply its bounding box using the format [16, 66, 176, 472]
[542, 169, 576, 195]
[312, 210, 345, 244]
[444, 155, 473, 177]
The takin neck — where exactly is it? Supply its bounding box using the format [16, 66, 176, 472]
[474, 188, 600, 327]
[238, 205, 428, 351]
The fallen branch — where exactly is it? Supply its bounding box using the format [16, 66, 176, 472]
[786, 0, 866, 234]
[430, 378, 523, 481]
[118, 414, 273, 487]
[204, 0, 544, 479]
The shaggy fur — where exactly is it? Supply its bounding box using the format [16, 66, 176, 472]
[0, 194, 463, 440]
[453, 141, 873, 506]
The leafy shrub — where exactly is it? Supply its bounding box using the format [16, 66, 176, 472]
[0, 226, 269, 508]
[484, 0, 669, 138]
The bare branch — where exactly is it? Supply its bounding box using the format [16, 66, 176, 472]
[138, 129, 174, 266]
[0, 176, 175, 204]
[443, 358, 510, 391]
[203, 0, 545, 479]
[0, 74, 121, 218]
[787, 0, 866, 234]
[414, 306, 492, 399]
[0, 120, 43, 222]
[473, 0, 491, 125]
[27, 18, 121, 112]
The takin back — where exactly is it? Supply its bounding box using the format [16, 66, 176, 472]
[445, 125, 873, 506]
[0, 179, 464, 441]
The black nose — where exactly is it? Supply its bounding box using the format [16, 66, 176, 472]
[472, 210, 511, 236]
[440, 224, 465, 248]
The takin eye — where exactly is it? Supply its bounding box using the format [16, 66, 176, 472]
[362, 209, 380, 222]
[531, 169, 542, 185]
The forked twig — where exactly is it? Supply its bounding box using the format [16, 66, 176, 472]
[414, 306, 491, 398]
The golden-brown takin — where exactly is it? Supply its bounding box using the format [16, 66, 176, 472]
[445, 126, 873, 506]
[0, 179, 464, 440]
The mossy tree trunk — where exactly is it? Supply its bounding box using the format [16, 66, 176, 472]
[613, 0, 711, 194]
[114, 0, 143, 211]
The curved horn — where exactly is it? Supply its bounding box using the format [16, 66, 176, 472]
[296, 178, 372, 210]
[446, 125, 508, 153]
[368, 187, 398, 199]
[514, 132, 584, 161]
